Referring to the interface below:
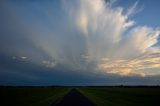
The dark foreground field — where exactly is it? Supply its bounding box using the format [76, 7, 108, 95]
[0, 87, 69, 106]
[0, 86, 160, 106]
[80, 87, 160, 106]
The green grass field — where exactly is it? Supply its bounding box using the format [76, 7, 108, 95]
[79, 87, 160, 106]
[0, 87, 69, 106]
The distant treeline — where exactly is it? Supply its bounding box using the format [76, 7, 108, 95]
[0, 85, 160, 88]
[85, 85, 160, 88]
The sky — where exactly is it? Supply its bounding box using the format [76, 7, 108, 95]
[0, 0, 160, 86]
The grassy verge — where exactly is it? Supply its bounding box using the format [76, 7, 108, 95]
[0, 87, 70, 106]
[79, 87, 160, 106]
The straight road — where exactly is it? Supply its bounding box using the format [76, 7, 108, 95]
[53, 88, 96, 106]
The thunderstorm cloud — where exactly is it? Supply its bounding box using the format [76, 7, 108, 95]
[0, 0, 160, 85]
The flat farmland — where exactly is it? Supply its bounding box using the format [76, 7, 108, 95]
[0, 87, 69, 106]
[1, 87, 160, 106]
[79, 87, 160, 106]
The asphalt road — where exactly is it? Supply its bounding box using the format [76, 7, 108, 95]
[53, 88, 96, 106]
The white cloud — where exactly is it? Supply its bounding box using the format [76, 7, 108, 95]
[4, 0, 160, 77]
[42, 60, 56, 68]
[21, 57, 27, 59]
[62, 0, 160, 76]
[126, 1, 138, 16]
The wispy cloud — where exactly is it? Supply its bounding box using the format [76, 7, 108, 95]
[126, 1, 141, 17]
[99, 52, 160, 76]
[21, 57, 27, 59]
[42, 60, 56, 68]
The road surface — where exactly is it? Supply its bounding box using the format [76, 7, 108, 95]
[52, 88, 96, 106]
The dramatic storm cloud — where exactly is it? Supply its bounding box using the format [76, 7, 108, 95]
[0, 0, 160, 85]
